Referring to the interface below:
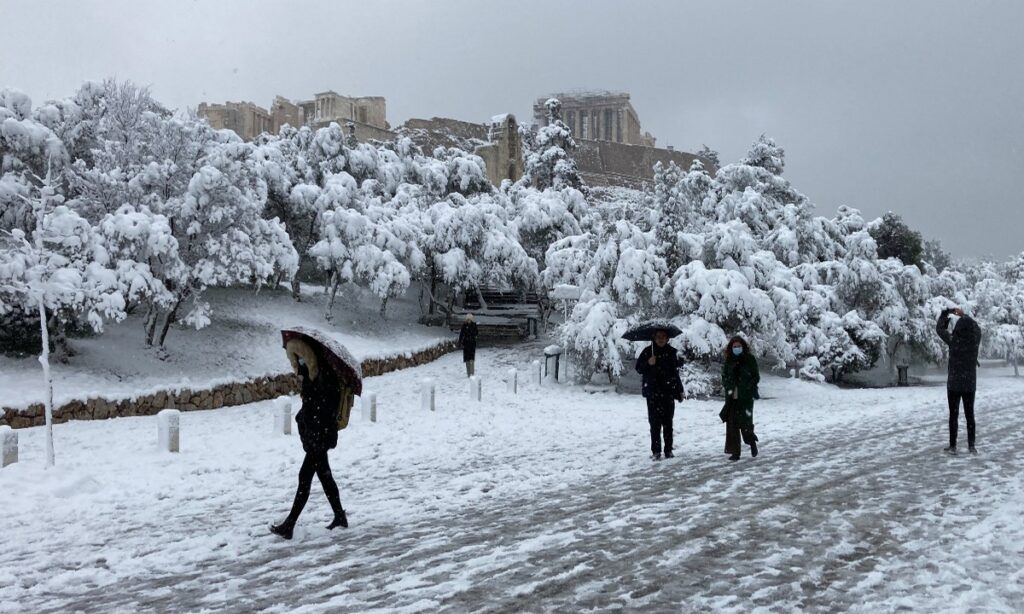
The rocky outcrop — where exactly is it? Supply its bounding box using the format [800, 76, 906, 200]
[1, 339, 457, 429]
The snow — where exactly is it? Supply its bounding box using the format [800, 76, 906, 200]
[3, 347, 1024, 611]
[0, 285, 452, 411]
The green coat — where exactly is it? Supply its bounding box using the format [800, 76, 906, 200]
[720, 353, 760, 429]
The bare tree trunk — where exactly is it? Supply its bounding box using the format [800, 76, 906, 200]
[291, 278, 301, 301]
[158, 295, 185, 347]
[144, 301, 160, 347]
[37, 299, 55, 467]
[325, 273, 340, 321]
[380, 297, 388, 319]
[47, 315, 72, 364]
[428, 277, 437, 315]
[474, 287, 489, 311]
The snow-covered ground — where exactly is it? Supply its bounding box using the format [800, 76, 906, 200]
[0, 285, 452, 411]
[3, 344, 1024, 612]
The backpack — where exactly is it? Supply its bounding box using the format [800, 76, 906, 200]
[336, 384, 355, 430]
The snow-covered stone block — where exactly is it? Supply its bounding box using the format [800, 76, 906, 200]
[420, 379, 435, 412]
[507, 368, 518, 394]
[469, 376, 482, 402]
[533, 360, 542, 386]
[274, 396, 292, 435]
[1, 426, 17, 468]
[362, 392, 377, 422]
[157, 409, 180, 453]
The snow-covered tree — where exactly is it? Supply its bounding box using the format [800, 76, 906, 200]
[427, 193, 538, 310]
[560, 289, 629, 384]
[520, 98, 581, 191]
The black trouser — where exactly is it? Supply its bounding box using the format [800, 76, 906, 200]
[724, 414, 758, 456]
[646, 397, 675, 455]
[947, 390, 976, 448]
[285, 451, 343, 526]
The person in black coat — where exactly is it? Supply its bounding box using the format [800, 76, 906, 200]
[272, 339, 347, 539]
[720, 336, 760, 461]
[458, 314, 479, 377]
[635, 329, 684, 460]
[936, 307, 983, 455]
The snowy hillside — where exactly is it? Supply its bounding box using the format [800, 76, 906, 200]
[0, 285, 452, 410]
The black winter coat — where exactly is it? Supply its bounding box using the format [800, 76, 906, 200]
[635, 344, 684, 400]
[936, 310, 982, 392]
[458, 321, 478, 362]
[720, 353, 760, 429]
[295, 363, 341, 454]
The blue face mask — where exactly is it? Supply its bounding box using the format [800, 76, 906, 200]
[731, 346, 743, 356]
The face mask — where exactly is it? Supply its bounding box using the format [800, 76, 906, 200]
[732, 347, 743, 356]
[297, 357, 306, 367]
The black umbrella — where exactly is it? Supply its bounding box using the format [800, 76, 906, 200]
[622, 320, 683, 342]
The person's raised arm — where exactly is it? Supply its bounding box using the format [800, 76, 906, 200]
[936, 309, 953, 345]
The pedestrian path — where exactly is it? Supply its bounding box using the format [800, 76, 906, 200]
[42, 392, 1024, 612]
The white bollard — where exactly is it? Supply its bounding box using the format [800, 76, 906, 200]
[1, 425, 17, 468]
[362, 392, 377, 422]
[420, 378, 436, 412]
[274, 396, 292, 435]
[507, 368, 518, 394]
[533, 360, 542, 386]
[158, 409, 180, 453]
[469, 375, 482, 402]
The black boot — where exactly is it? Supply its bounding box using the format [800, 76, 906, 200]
[270, 521, 295, 540]
[750, 441, 758, 458]
[728, 453, 740, 462]
[327, 509, 348, 530]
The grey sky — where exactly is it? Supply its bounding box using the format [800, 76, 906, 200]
[2, 0, 1022, 258]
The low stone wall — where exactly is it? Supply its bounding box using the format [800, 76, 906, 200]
[1, 339, 457, 430]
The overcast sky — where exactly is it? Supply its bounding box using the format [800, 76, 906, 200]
[2, 0, 1021, 258]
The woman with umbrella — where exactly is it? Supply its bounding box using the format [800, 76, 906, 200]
[720, 335, 760, 462]
[627, 321, 685, 460]
[271, 327, 360, 539]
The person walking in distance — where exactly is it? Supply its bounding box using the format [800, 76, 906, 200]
[720, 336, 760, 462]
[458, 313, 478, 377]
[272, 338, 347, 539]
[936, 307, 982, 455]
[635, 329, 684, 460]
